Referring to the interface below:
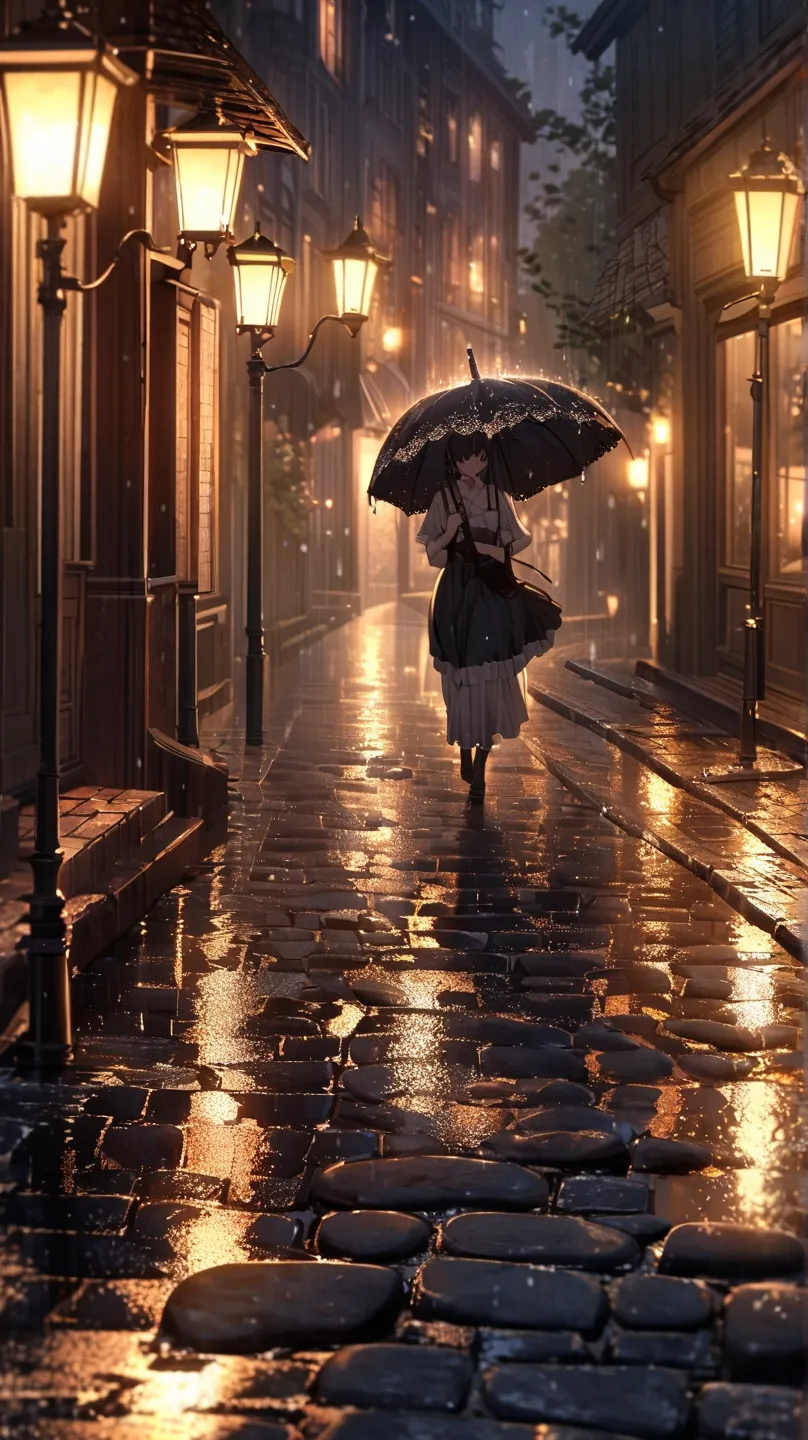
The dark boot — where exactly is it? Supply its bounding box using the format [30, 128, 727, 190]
[469, 746, 489, 803]
[460, 748, 473, 783]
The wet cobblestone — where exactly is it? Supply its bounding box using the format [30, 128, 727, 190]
[0, 605, 805, 1438]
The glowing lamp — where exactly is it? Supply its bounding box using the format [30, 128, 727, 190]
[652, 415, 671, 446]
[327, 217, 387, 322]
[228, 224, 295, 334]
[0, 1, 137, 215]
[165, 110, 255, 246]
[730, 140, 804, 285]
[628, 455, 650, 490]
[606, 594, 620, 618]
[382, 325, 403, 353]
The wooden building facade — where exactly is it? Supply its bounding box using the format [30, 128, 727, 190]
[577, 0, 806, 714]
[217, 0, 533, 615]
[0, 0, 309, 863]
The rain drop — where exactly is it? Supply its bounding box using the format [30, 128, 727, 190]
[580, 470, 586, 485]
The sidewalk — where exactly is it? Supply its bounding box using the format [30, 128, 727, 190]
[0, 603, 804, 1440]
[528, 651, 807, 960]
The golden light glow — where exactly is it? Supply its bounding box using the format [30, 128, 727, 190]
[628, 455, 650, 490]
[730, 142, 804, 283]
[606, 594, 620, 617]
[167, 115, 251, 242]
[653, 415, 671, 446]
[0, 38, 135, 214]
[382, 325, 403, 353]
[229, 224, 294, 331]
[334, 255, 377, 317]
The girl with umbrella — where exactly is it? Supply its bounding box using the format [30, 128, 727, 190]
[369, 349, 626, 803]
[416, 430, 560, 801]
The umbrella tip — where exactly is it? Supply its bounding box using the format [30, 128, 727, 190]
[466, 346, 481, 381]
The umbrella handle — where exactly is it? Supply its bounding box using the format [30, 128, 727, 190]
[467, 346, 481, 381]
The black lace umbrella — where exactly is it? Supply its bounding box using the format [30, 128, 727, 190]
[368, 347, 629, 514]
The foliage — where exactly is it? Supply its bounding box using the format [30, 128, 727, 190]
[264, 429, 311, 538]
[519, 4, 616, 369]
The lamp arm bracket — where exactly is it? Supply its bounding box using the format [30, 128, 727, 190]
[260, 312, 365, 374]
[71, 229, 171, 292]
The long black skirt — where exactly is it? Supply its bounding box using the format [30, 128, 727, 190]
[428, 556, 562, 746]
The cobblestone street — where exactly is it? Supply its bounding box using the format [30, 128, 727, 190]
[1, 603, 805, 1439]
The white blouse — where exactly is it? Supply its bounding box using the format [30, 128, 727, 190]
[416, 481, 532, 568]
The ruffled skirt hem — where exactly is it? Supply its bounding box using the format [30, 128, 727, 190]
[440, 667, 530, 748]
[431, 632, 555, 686]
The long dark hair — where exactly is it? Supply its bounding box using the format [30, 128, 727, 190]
[444, 430, 489, 499]
[445, 430, 489, 471]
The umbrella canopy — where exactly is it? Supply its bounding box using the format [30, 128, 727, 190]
[368, 347, 629, 515]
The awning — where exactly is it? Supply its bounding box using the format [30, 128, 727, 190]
[360, 371, 393, 433]
[586, 208, 673, 331]
[361, 360, 411, 432]
[93, 0, 309, 158]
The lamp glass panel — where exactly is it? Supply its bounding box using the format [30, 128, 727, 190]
[234, 257, 289, 329]
[4, 68, 82, 200]
[360, 257, 378, 316]
[746, 189, 786, 278]
[336, 254, 370, 315]
[733, 190, 752, 278]
[79, 71, 117, 209]
[776, 190, 799, 280]
[176, 142, 244, 237]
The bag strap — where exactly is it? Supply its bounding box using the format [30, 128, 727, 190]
[513, 556, 555, 585]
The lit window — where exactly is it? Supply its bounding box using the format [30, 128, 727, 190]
[319, 0, 344, 78]
[469, 232, 485, 296]
[444, 214, 462, 302]
[488, 234, 500, 303]
[721, 330, 756, 567]
[489, 138, 501, 172]
[773, 317, 808, 575]
[468, 113, 482, 183]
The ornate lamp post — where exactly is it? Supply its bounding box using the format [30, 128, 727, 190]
[0, 1, 257, 1066]
[706, 141, 804, 781]
[229, 217, 387, 745]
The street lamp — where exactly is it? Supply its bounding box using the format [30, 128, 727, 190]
[163, 110, 256, 259]
[706, 140, 805, 781]
[229, 216, 387, 745]
[0, 0, 137, 1067]
[326, 217, 386, 330]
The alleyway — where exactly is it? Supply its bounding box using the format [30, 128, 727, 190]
[1, 604, 805, 1439]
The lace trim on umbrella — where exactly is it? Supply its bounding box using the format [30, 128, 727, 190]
[387, 402, 620, 466]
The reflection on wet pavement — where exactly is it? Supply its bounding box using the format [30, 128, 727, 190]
[0, 604, 805, 1438]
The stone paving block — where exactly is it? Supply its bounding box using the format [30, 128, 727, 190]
[413, 1257, 607, 1334]
[314, 1342, 473, 1412]
[482, 1362, 691, 1437]
[698, 1382, 803, 1440]
[161, 1261, 403, 1352]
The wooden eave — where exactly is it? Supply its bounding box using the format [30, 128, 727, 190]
[92, 0, 310, 158]
[573, 0, 647, 61]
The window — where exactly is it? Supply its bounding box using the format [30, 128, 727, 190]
[721, 330, 755, 568]
[417, 93, 433, 159]
[488, 233, 500, 305]
[443, 214, 462, 304]
[446, 94, 459, 164]
[489, 137, 501, 172]
[319, 0, 343, 78]
[370, 164, 400, 261]
[468, 112, 482, 182]
[195, 298, 219, 593]
[468, 231, 485, 303]
[773, 316, 807, 577]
